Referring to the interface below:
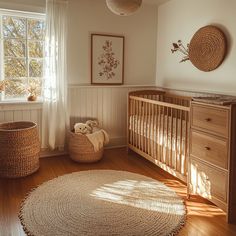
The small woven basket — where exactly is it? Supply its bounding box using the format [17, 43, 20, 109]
[0, 121, 40, 178]
[68, 131, 104, 163]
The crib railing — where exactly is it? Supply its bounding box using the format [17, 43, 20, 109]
[128, 93, 191, 182]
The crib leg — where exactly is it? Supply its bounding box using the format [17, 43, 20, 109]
[127, 146, 130, 154]
[187, 186, 191, 200]
[127, 146, 134, 155]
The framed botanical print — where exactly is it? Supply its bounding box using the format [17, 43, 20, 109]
[91, 34, 124, 85]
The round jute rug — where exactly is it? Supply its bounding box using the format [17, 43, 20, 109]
[19, 170, 186, 236]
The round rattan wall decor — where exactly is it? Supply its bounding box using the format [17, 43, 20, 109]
[189, 25, 227, 72]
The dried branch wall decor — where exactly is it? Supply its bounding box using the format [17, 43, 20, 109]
[171, 40, 189, 63]
[171, 25, 227, 72]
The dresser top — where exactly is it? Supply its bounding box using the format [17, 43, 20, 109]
[192, 96, 236, 106]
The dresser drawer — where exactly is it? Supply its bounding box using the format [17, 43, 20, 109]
[190, 158, 228, 203]
[191, 104, 229, 137]
[190, 130, 228, 169]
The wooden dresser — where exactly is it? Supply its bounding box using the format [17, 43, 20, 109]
[188, 101, 236, 223]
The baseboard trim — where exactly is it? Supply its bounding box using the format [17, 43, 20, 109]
[108, 136, 127, 147]
[39, 137, 127, 158]
[40, 150, 68, 158]
[105, 145, 127, 149]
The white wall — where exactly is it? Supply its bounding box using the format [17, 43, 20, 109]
[68, 0, 158, 85]
[156, 0, 236, 95]
[0, 0, 158, 86]
[0, 0, 45, 13]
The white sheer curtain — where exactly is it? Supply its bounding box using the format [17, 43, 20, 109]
[42, 0, 68, 151]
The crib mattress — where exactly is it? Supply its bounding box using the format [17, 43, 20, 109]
[129, 114, 188, 143]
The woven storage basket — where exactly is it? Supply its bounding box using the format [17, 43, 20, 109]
[69, 131, 104, 163]
[0, 121, 40, 178]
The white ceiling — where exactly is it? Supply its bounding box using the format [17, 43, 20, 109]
[144, 0, 170, 6]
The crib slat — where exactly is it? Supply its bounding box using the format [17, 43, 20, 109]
[153, 104, 158, 160]
[147, 102, 149, 155]
[159, 106, 162, 161]
[134, 100, 137, 147]
[136, 100, 138, 148]
[184, 111, 189, 174]
[148, 102, 151, 155]
[128, 98, 131, 145]
[134, 99, 137, 147]
[147, 99, 150, 154]
[175, 108, 178, 171]
[130, 99, 134, 145]
[137, 101, 141, 149]
[161, 106, 165, 163]
[179, 109, 183, 173]
[166, 107, 169, 166]
[157, 105, 161, 161]
[131, 99, 134, 146]
[141, 101, 145, 151]
[152, 104, 156, 158]
[137, 100, 140, 148]
[144, 100, 148, 153]
[151, 104, 156, 158]
[133, 99, 135, 146]
[155, 104, 158, 159]
[138, 100, 141, 149]
[170, 108, 173, 168]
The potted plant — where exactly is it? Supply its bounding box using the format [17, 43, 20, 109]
[0, 80, 7, 93]
[27, 81, 41, 101]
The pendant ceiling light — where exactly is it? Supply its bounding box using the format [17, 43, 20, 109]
[106, 0, 142, 16]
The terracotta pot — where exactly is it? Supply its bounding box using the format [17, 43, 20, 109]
[27, 95, 37, 101]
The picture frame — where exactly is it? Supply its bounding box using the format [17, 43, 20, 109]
[91, 33, 124, 85]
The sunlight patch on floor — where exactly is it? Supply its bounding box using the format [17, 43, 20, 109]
[90, 179, 185, 215]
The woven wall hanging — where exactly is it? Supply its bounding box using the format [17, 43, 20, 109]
[171, 25, 227, 72]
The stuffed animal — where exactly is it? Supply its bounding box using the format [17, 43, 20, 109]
[74, 120, 99, 134]
[74, 123, 92, 134]
[86, 120, 99, 131]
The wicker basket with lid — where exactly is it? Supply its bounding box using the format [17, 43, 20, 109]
[0, 121, 40, 178]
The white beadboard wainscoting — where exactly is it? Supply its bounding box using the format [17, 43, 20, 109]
[68, 85, 156, 147]
[0, 86, 218, 153]
[0, 102, 43, 139]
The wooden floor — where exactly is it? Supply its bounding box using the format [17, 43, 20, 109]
[1, 148, 236, 236]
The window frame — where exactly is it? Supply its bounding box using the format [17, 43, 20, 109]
[0, 8, 45, 102]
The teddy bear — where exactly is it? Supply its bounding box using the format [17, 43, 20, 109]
[74, 120, 99, 134]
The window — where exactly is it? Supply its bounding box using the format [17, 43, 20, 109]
[0, 9, 45, 101]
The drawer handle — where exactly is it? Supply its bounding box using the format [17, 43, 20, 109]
[205, 118, 212, 122]
[204, 146, 211, 151]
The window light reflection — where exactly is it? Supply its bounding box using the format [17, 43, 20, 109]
[90, 180, 185, 215]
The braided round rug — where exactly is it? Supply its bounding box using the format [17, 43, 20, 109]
[19, 170, 186, 236]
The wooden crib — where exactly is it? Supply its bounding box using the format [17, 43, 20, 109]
[128, 90, 191, 182]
